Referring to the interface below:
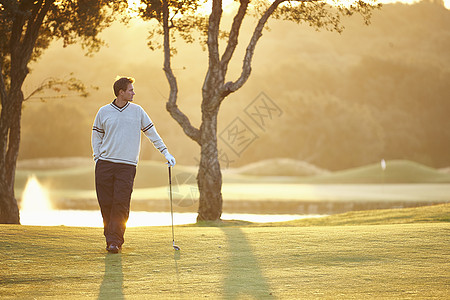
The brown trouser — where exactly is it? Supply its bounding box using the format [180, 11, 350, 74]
[95, 160, 136, 247]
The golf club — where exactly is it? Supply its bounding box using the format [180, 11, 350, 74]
[168, 165, 180, 251]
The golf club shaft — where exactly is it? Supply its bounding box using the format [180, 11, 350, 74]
[169, 166, 175, 243]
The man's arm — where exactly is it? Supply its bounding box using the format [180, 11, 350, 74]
[92, 110, 105, 162]
[141, 108, 176, 166]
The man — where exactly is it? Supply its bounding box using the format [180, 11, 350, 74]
[92, 76, 176, 253]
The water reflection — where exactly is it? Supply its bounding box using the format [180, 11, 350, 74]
[19, 210, 325, 227]
[21, 175, 53, 211]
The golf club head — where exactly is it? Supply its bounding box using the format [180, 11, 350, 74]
[173, 241, 180, 251]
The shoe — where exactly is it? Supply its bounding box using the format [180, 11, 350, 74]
[106, 244, 120, 253]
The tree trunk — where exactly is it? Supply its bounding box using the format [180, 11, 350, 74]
[197, 107, 223, 221]
[0, 92, 22, 224]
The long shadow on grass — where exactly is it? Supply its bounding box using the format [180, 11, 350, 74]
[221, 228, 273, 299]
[98, 253, 124, 300]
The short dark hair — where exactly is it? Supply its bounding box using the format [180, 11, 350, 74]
[113, 77, 135, 96]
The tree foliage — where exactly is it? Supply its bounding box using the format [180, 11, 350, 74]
[0, 0, 126, 90]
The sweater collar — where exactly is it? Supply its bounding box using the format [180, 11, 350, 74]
[111, 100, 130, 112]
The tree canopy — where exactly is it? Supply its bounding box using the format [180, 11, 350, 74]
[0, 0, 128, 223]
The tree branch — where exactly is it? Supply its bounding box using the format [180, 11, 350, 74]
[201, 0, 223, 105]
[10, 0, 53, 91]
[220, 0, 249, 76]
[20, 0, 53, 68]
[10, 2, 26, 61]
[221, 0, 286, 96]
[162, 0, 201, 145]
[207, 0, 223, 70]
[23, 76, 93, 101]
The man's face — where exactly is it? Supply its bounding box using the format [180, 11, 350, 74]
[121, 83, 135, 102]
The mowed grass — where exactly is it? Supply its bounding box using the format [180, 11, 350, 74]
[273, 203, 450, 227]
[1, 205, 449, 299]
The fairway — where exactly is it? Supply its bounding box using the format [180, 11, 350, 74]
[1, 220, 449, 299]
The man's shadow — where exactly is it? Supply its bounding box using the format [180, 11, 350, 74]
[98, 253, 124, 300]
[221, 227, 273, 299]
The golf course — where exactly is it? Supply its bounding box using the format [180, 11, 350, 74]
[3, 158, 449, 298]
[1, 204, 449, 299]
[1, 1, 449, 298]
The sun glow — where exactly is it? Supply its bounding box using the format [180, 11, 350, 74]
[127, 0, 238, 17]
[197, 0, 238, 15]
[127, 0, 145, 17]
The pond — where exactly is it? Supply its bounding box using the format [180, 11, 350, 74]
[19, 210, 325, 227]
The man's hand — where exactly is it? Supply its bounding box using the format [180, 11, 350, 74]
[165, 152, 176, 167]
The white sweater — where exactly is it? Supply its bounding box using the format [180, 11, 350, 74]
[92, 101, 168, 166]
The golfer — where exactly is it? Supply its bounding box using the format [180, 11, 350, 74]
[92, 76, 176, 253]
